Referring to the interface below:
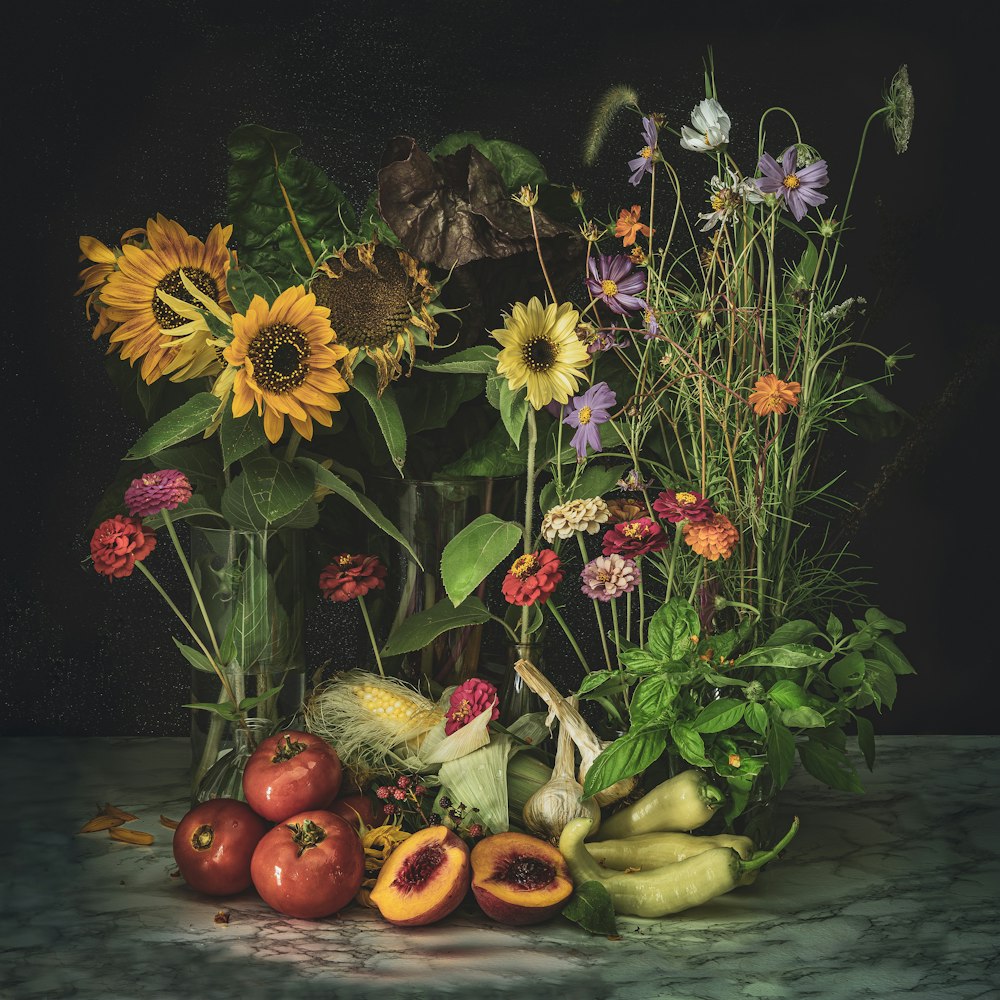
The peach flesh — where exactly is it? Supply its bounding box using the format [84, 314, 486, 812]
[487, 851, 557, 891]
[393, 844, 447, 892]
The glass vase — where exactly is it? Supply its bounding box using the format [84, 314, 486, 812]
[366, 476, 518, 687]
[187, 524, 307, 801]
[498, 640, 544, 726]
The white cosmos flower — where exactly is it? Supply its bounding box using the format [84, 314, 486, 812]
[680, 99, 732, 153]
[697, 169, 763, 231]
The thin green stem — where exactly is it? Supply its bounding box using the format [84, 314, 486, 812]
[358, 596, 384, 678]
[547, 602, 591, 675]
[576, 534, 612, 670]
[521, 408, 539, 645]
[161, 509, 221, 661]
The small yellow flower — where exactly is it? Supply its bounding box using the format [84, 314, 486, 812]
[512, 185, 539, 207]
[728, 753, 742, 768]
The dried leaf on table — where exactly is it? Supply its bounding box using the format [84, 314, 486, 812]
[102, 803, 139, 822]
[108, 828, 155, 845]
[159, 815, 179, 829]
[78, 814, 125, 833]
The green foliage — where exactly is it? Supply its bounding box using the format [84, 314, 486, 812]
[381, 597, 492, 657]
[560, 881, 619, 937]
[441, 514, 522, 607]
[125, 393, 219, 460]
[428, 131, 549, 190]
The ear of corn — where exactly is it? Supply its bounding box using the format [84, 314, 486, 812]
[303, 670, 444, 774]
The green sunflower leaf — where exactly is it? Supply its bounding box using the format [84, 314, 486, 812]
[499, 379, 528, 447]
[297, 458, 422, 567]
[220, 407, 268, 468]
[125, 393, 220, 461]
[350, 366, 407, 474]
[441, 514, 522, 607]
[415, 345, 500, 374]
[221, 457, 315, 531]
[143, 495, 224, 530]
[226, 125, 357, 287]
[439, 419, 528, 478]
[380, 596, 491, 657]
[225, 263, 277, 313]
[428, 131, 549, 190]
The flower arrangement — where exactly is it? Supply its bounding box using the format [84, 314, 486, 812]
[80, 54, 918, 934]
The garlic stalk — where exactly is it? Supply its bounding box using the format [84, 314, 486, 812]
[514, 658, 637, 808]
[522, 697, 600, 844]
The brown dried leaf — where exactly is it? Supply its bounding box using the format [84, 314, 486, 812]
[79, 814, 125, 833]
[159, 815, 179, 829]
[102, 803, 139, 822]
[214, 910, 231, 924]
[108, 828, 155, 846]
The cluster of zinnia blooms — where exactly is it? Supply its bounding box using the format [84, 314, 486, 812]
[651, 487, 739, 562]
[89, 469, 193, 579]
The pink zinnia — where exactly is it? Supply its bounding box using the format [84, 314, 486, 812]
[124, 470, 193, 518]
[318, 553, 388, 603]
[580, 553, 640, 602]
[601, 517, 668, 559]
[445, 678, 500, 735]
[652, 488, 714, 524]
[90, 515, 156, 579]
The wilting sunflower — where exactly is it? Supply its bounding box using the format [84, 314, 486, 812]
[75, 228, 145, 341]
[224, 286, 350, 444]
[310, 241, 439, 396]
[492, 297, 590, 409]
[99, 215, 234, 384]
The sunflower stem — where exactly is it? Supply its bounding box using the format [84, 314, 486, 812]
[520, 407, 538, 645]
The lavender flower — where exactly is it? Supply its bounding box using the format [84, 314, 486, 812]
[580, 553, 641, 602]
[627, 117, 658, 186]
[563, 381, 617, 459]
[680, 99, 731, 153]
[586, 254, 646, 315]
[756, 147, 829, 223]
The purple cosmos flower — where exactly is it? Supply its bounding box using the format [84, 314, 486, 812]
[756, 147, 829, 223]
[586, 255, 646, 315]
[563, 381, 617, 460]
[627, 117, 658, 186]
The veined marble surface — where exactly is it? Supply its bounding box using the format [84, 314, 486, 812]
[0, 736, 997, 1000]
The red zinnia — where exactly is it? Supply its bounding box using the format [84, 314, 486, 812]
[124, 469, 193, 518]
[501, 549, 563, 606]
[601, 517, 669, 559]
[90, 515, 156, 579]
[652, 488, 714, 524]
[445, 678, 500, 735]
[318, 553, 388, 602]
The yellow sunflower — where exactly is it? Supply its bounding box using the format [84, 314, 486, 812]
[309, 241, 439, 396]
[75, 228, 145, 341]
[492, 297, 590, 409]
[224, 286, 350, 444]
[99, 214, 234, 384]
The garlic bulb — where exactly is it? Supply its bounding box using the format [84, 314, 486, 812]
[522, 698, 600, 844]
[514, 658, 638, 809]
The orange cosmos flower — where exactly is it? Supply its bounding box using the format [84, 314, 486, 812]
[614, 205, 652, 247]
[748, 373, 802, 416]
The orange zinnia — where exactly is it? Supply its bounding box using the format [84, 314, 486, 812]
[615, 205, 652, 247]
[682, 513, 739, 561]
[748, 373, 802, 416]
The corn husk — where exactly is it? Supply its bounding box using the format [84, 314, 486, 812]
[437, 734, 517, 833]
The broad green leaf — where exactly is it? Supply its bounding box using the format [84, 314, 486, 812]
[647, 598, 701, 661]
[871, 635, 917, 675]
[171, 637, 217, 674]
[618, 648, 669, 675]
[229, 542, 272, 670]
[828, 651, 866, 688]
[221, 457, 314, 530]
[144, 495, 224, 530]
[270, 499, 320, 530]
[560, 881, 618, 938]
[826, 613, 844, 642]
[855, 714, 876, 771]
[439, 419, 528, 477]
[763, 619, 819, 647]
[582, 726, 666, 799]
[298, 458, 422, 567]
[220, 406, 268, 468]
[840, 376, 912, 441]
[737, 644, 832, 669]
[381, 597, 491, 657]
[151, 442, 224, 490]
[576, 670, 618, 697]
[485, 374, 503, 409]
[669, 721, 710, 767]
[780, 706, 827, 729]
[798, 739, 864, 794]
[126, 393, 219, 460]
[351, 367, 407, 474]
[864, 607, 907, 634]
[183, 700, 240, 721]
[238, 685, 285, 711]
[693, 698, 746, 733]
[768, 679, 808, 709]
[414, 345, 500, 374]
[864, 659, 898, 710]
[539, 464, 629, 514]
[723, 774, 753, 826]
[499, 379, 528, 448]
[225, 263, 276, 314]
[428, 131, 549, 190]
[227, 124, 356, 285]
[766, 722, 796, 788]
[441, 514, 522, 607]
[745, 702, 770, 736]
[628, 675, 680, 726]
[394, 373, 483, 436]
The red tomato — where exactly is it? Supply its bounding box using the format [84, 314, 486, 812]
[250, 809, 365, 919]
[172, 798, 269, 896]
[330, 793, 377, 831]
[242, 730, 343, 823]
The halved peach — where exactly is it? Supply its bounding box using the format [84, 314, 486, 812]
[369, 825, 470, 926]
[471, 831, 573, 925]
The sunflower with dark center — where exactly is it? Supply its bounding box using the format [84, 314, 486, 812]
[223, 286, 350, 444]
[98, 214, 234, 384]
[309, 241, 439, 396]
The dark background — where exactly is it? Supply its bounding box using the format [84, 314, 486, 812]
[3, 1, 996, 737]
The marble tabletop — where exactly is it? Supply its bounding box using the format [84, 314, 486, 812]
[0, 736, 997, 1000]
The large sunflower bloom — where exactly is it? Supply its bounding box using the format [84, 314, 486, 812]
[310, 241, 439, 396]
[224, 287, 350, 444]
[99, 215, 234, 384]
[492, 297, 590, 409]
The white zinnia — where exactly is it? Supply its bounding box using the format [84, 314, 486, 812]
[680, 99, 732, 153]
